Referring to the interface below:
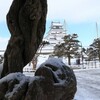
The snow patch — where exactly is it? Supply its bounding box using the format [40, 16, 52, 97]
[39, 57, 66, 68]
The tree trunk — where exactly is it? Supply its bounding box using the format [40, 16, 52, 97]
[98, 52, 100, 61]
[1, 0, 47, 78]
[68, 54, 71, 65]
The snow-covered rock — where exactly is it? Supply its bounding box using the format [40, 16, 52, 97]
[0, 58, 77, 100]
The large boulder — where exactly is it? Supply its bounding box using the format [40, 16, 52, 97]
[0, 58, 77, 100]
[1, 0, 47, 77]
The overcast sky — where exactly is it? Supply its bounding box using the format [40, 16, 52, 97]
[0, 0, 100, 49]
[47, 0, 100, 23]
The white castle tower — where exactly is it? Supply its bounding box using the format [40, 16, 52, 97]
[38, 21, 67, 55]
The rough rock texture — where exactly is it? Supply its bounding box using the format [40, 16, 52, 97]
[0, 0, 77, 99]
[0, 58, 77, 100]
[1, 0, 47, 77]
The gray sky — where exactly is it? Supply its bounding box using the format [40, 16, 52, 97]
[47, 0, 100, 23]
[0, 0, 100, 23]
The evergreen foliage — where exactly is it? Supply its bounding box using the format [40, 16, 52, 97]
[53, 33, 81, 65]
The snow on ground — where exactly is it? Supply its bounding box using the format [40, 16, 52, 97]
[74, 68, 100, 100]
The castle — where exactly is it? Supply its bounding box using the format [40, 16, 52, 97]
[38, 21, 67, 55]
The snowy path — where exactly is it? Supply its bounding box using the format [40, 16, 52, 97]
[74, 68, 100, 100]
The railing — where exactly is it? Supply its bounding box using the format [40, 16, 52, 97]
[70, 60, 100, 69]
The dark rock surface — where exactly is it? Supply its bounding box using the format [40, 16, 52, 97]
[0, 58, 77, 100]
[0, 0, 77, 99]
[1, 0, 47, 77]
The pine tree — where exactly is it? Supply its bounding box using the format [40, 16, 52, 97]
[53, 33, 81, 65]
